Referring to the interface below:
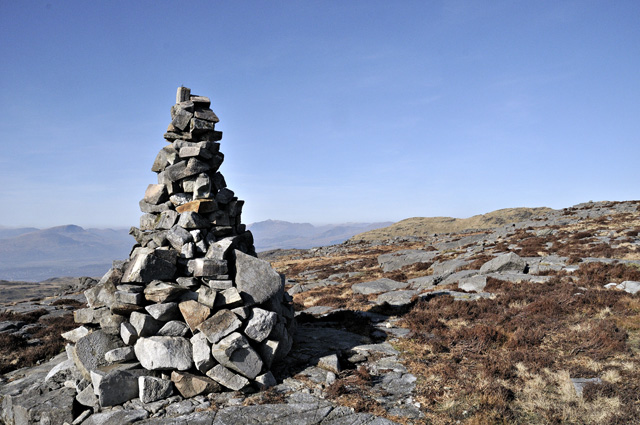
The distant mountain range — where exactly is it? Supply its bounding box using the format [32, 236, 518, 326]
[0, 225, 132, 282]
[248, 220, 393, 252]
[0, 220, 392, 281]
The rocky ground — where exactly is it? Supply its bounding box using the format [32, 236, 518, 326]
[1, 200, 640, 424]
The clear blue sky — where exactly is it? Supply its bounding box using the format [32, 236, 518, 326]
[1, 1, 638, 228]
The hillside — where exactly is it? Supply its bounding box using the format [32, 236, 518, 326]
[1, 200, 640, 425]
[350, 207, 553, 241]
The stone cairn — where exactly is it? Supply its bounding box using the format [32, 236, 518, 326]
[65, 87, 296, 408]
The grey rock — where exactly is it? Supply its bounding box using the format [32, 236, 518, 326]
[352, 278, 409, 295]
[376, 290, 420, 307]
[617, 280, 640, 294]
[197, 309, 242, 344]
[234, 250, 282, 306]
[480, 252, 527, 274]
[244, 307, 277, 342]
[171, 371, 220, 398]
[317, 354, 341, 373]
[432, 259, 469, 276]
[134, 336, 193, 371]
[72, 330, 123, 379]
[61, 325, 90, 343]
[215, 287, 243, 308]
[571, 377, 602, 397]
[167, 224, 193, 250]
[122, 249, 176, 283]
[194, 173, 212, 199]
[139, 376, 174, 404]
[439, 269, 480, 286]
[156, 210, 179, 230]
[254, 371, 277, 390]
[191, 332, 215, 373]
[44, 358, 78, 383]
[164, 158, 210, 182]
[215, 188, 235, 204]
[146, 302, 179, 321]
[377, 249, 437, 272]
[84, 279, 118, 309]
[156, 320, 190, 337]
[206, 364, 249, 391]
[76, 383, 99, 408]
[181, 241, 196, 258]
[81, 409, 149, 425]
[407, 275, 437, 290]
[130, 311, 162, 337]
[458, 275, 488, 292]
[121, 321, 138, 345]
[178, 211, 210, 229]
[171, 108, 194, 131]
[97, 369, 148, 407]
[214, 402, 333, 424]
[169, 192, 193, 206]
[190, 117, 215, 133]
[5, 387, 75, 425]
[211, 332, 263, 379]
[189, 258, 228, 277]
[151, 145, 178, 173]
[115, 290, 144, 305]
[105, 346, 136, 363]
[144, 281, 187, 303]
[179, 146, 212, 160]
[207, 279, 233, 290]
[197, 286, 218, 308]
[144, 184, 169, 205]
[140, 199, 174, 214]
[179, 300, 212, 332]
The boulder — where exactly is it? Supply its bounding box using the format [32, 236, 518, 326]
[134, 337, 193, 371]
[211, 332, 263, 379]
[171, 371, 220, 398]
[156, 320, 190, 337]
[244, 308, 277, 342]
[144, 281, 187, 303]
[197, 309, 242, 344]
[179, 300, 212, 332]
[234, 250, 282, 306]
[191, 332, 215, 373]
[377, 249, 437, 272]
[458, 275, 488, 292]
[139, 376, 174, 404]
[72, 330, 123, 379]
[206, 364, 249, 391]
[480, 252, 527, 274]
[352, 278, 409, 295]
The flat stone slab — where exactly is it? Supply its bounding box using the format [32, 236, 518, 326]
[377, 249, 437, 272]
[352, 278, 409, 295]
[375, 290, 420, 307]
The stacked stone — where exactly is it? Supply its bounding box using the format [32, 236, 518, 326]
[65, 87, 295, 408]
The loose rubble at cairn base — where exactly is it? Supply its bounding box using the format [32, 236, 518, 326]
[0, 91, 639, 424]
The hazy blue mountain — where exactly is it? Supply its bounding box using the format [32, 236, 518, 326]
[0, 225, 132, 281]
[248, 220, 393, 252]
[0, 220, 393, 281]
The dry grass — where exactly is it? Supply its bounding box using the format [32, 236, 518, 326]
[394, 264, 640, 424]
[0, 311, 77, 374]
